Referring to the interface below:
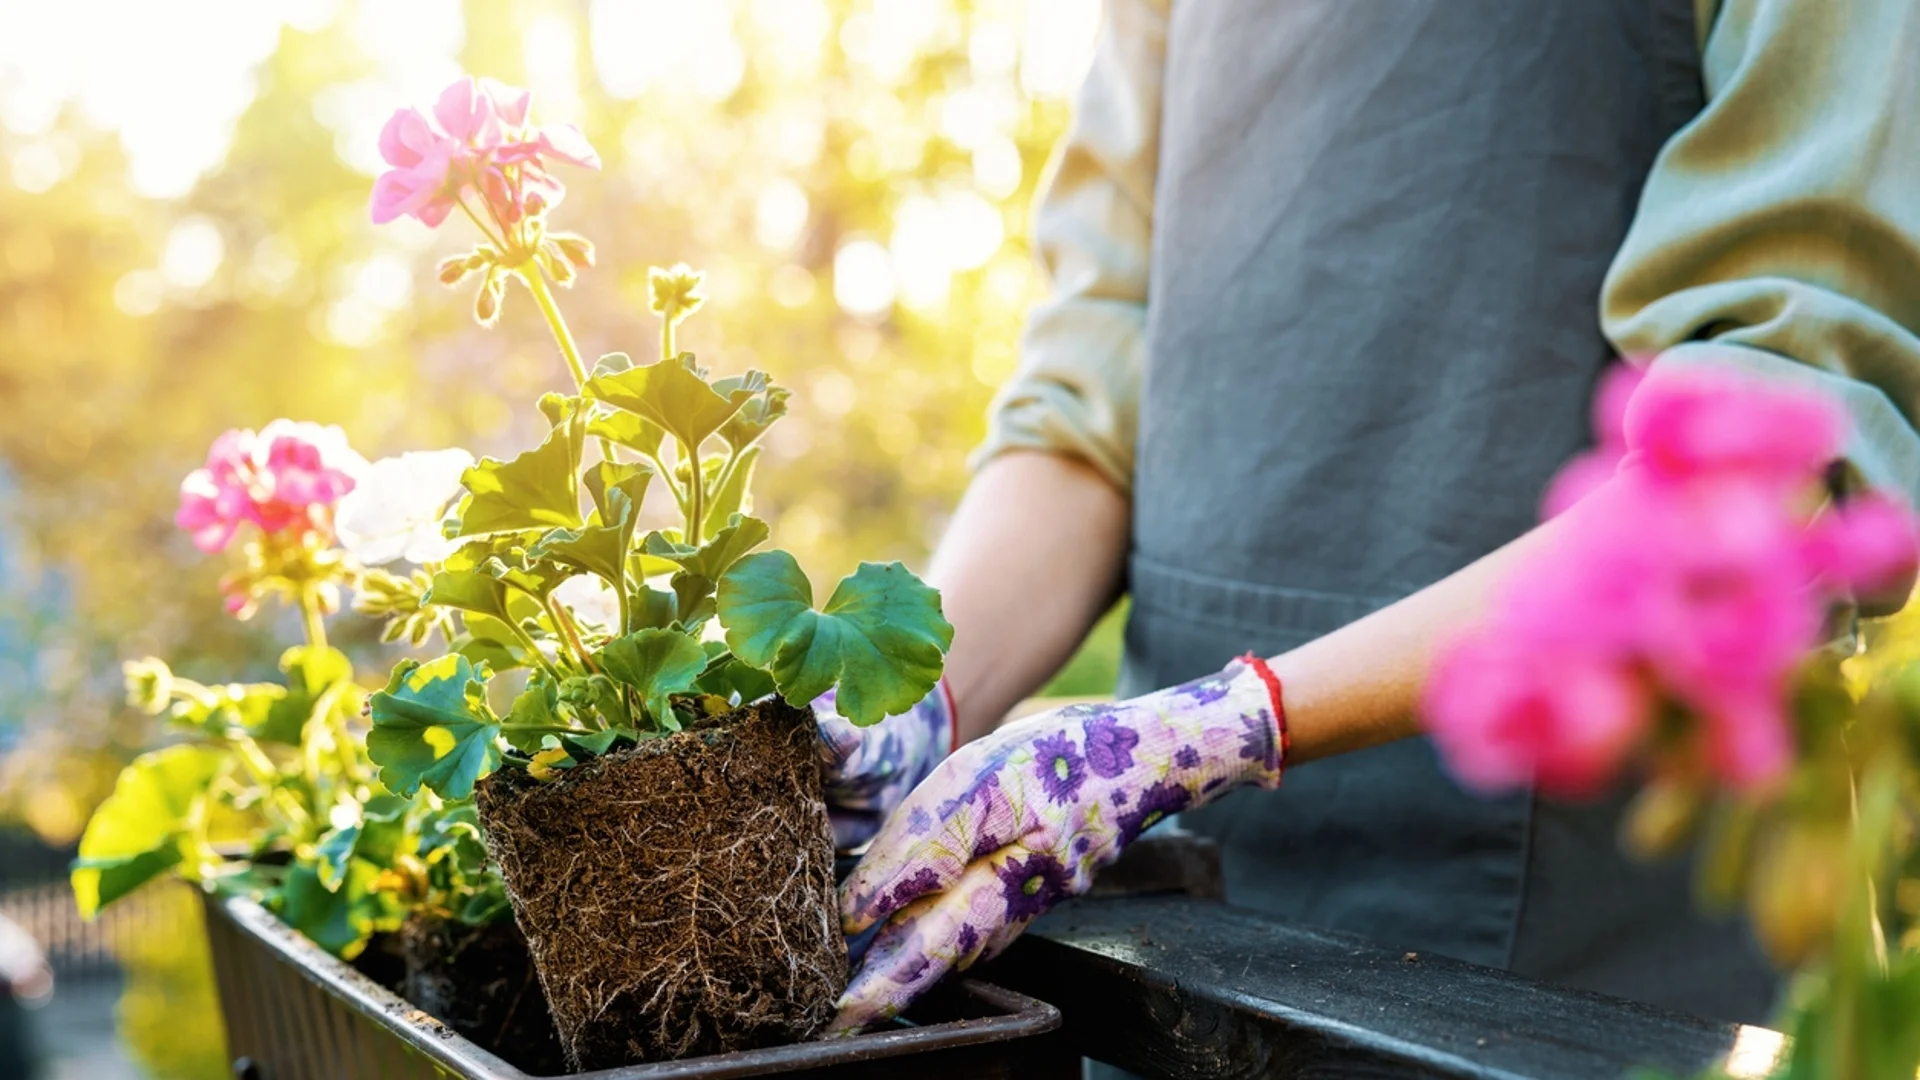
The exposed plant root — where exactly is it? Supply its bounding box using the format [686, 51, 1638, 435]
[476, 699, 847, 1070]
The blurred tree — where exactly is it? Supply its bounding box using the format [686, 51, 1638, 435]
[0, 0, 1101, 822]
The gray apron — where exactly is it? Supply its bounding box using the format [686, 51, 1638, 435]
[1121, 0, 1780, 1023]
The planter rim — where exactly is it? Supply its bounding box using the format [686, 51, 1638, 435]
[211, 891, 1061, 1078]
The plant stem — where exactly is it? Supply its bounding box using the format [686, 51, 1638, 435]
[457, 196, 508, 253]
[521, 266, 592, 392]
[686, 439, 705, 547]
[546, 596, 599, 674]
[298, 585, 328, 650]
[504, 618, 564, 683]
[497, 723, 582, 736]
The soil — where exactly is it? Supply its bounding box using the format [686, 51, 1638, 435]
[399, 913, 569, 1075]
[476, 697, 847, 1070]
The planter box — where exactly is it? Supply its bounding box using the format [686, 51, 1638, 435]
[201, 893, 1069, 1079]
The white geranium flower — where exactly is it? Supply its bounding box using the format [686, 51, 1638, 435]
[553, 574, 622, 632]
[335, 448, 475, 566]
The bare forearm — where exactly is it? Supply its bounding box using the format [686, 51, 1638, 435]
[1270, 496, 1585, 763]
[930, 451, 1129, 743]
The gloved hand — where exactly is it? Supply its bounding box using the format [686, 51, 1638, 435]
[815, 680, 957, 851]
[830, 655, 1287, 1032]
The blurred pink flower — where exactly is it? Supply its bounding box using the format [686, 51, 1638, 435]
[175, 421, 366, 553]
[1430, 365, 1919, 796]
[1541, 365, 1642, 518]
[1622, 366, 1843, 490]
[1425, 633, 1653, 798]
[370, 76, 600, 229]
[1805, 492, 1920, 595]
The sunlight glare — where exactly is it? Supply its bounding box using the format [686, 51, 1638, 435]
[159, 217, 226, 290]
[833, 239, 896, 318]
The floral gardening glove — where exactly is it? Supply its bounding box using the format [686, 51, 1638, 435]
[830, 656, 1286, 1032]
[815, 679, 956, 851]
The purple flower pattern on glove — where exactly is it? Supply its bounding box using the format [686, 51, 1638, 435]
[831, 659, 1285, 1033]
[816, 681, 955, 851]
[1032, 731, 1087, 804]
[1082, 716, 1140, 778]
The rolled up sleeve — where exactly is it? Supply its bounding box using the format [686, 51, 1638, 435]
[1602, 0, 1920, 508]
[973, 0, 1168, 494]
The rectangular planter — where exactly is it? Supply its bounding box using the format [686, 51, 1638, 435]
[201, 893, 1069, 1080]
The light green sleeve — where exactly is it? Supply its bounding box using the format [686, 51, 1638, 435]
[1603, 0, 1920, 505]
[971, 0, 1169, 494]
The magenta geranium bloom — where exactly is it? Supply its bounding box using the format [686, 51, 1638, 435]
[175, 420, 365, 553]
[1426, 363, 1920, 795]
[370, 76, 600, 228]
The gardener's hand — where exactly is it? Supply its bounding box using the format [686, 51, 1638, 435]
[815, 681, 957, 850]
[830, 656, 1287, 1032]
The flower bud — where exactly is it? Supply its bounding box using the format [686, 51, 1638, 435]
[648, 263, 706, 323]
[1747, 822, 1845, 967]
[523, 189, 549, 218]
[123, 657, 173, 715]
[1621, 773, 1706, 858]
[542, 245, 577, 288]
[474, 272, 506, 328]
[550, 233, 595, 270]
[436, 254, 474, 287]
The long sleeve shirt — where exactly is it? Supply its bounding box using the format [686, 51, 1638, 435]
[979, 0, 1920, 508]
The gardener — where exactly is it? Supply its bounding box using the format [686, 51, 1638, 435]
[820, 0, 1920, 1034]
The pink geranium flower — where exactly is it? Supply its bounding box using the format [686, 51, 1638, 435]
[370, 76, 600, 228]
[175, 421, 366, 553]
[1425, 633, 1653, 798]
[1428, 363, 1919, 796]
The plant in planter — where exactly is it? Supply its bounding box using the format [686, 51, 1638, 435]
[72, 422, 566, 1070]
[362, 75, 953, 1069]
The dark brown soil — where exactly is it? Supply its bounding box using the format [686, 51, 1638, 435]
[400, 913, 568, 1075]
[476, 698, 847, 1070]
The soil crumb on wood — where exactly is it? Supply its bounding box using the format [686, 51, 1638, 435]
[477, 698, 847, 1070]
[400, 914, 568, 1075]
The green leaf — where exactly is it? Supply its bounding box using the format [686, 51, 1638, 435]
[72, 745, 225, 918]
[641, 516, 771, 581]
[502, 675, 562, 754]
[713, 373, 789, 452]
[529, 477, 640, 597]
[278, 860, 399, 959]
[367, 656, 500, 799]
[584, 356, 755, 454]
[672, 573, 716, 630]
[424, 568, 513, 622]
[584, 460, 653, 525]
[718, 553, 952, 726]
[695, 648, 777, 705]
[561, 728, 626, 757]
[588, 410, 667, 459]
[598, 629, 708, 729]
[455, 416, 585, 536]
[257, 645, 356, 745]
[629, 585, 678, 631]
[314, 826, 359, 892]
[703, 446, 760, 538]
[451, 613, 528, 672]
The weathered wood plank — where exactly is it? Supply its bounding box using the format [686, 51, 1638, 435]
[989, 895, 1764, 1080]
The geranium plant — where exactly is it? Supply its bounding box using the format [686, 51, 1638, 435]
[361, 76, 952, 804]
[1425, 365, 1920, 1080]
[355, 75, 952, 1068]
[75, 424, 504, 958]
